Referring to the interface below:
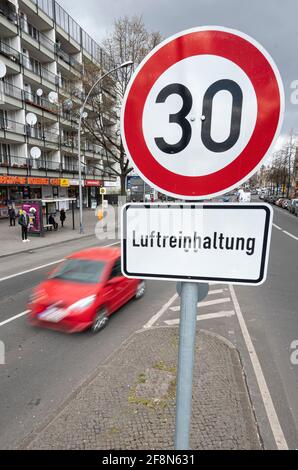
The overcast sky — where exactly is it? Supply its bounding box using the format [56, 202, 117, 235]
[58, 0, 298, 143]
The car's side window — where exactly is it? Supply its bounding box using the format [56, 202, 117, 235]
[109, 258, 122, 279]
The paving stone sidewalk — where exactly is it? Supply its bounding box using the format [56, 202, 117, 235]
[21, 327, 261, 450]
[0, 208, 119, 257]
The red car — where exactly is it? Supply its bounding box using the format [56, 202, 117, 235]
[28, 247, 146, 333]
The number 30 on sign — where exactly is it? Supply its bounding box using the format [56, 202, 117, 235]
[121, 26, 284, 199]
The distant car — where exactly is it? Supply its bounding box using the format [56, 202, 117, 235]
[289, 199, 298, 214]
[275, 197, 286, 206]
[281, 199, 290, 209]
[28, 247, 146, 334]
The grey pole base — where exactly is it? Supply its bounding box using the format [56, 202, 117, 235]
[175, 281, 209, 450]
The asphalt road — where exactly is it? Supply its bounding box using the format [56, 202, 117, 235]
[0, 202, 297, 450]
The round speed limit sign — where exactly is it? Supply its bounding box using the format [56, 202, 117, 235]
[121, 26, 284, 199]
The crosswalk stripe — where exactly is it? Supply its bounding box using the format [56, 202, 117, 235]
[164, 310, 235, 325]
[169, 297, 231, 312]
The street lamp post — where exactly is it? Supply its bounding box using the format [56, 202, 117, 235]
[77, 60, 133, 234]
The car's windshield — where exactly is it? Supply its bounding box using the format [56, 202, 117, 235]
[50, 259, 106, 284]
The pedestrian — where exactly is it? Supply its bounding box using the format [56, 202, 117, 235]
[49, 214, 58, 231]
[60, 208, 66, 227]
[18, 210, 30, 242]
[8, 205, 16, 227]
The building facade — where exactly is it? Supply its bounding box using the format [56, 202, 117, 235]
[0, 0, 119, 218]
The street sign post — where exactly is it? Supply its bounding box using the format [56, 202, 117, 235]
[120, 26, 284, 450]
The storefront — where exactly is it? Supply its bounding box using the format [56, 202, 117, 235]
[0, 176, 29, 218]
[85, 180, 102, 208]
[0, 176, 79, 218]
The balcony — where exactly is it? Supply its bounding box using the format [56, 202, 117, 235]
[19, 19, 55, 55]
[32, 160, 61, 171]
[85, 165, 103, 177]
[62, 163, 86, 174]
[9, 155, 31, 170]
[20, 54, 58, 85]
[0, 82, 23, 110]
[0, 3, 18, 36]
[0, 118, 25, 135]
[24, 90, 58, 114]
[26, 125, 59, 144]
[0, 154, 62, 174]
[56, 46, 83, 74]
[0, 41, 20, 67]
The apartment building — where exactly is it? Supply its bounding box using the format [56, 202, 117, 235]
[0, 0, 119, 218]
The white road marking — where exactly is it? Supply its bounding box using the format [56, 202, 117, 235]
[169, 297, 231, 312]
[282, 230, 298, 241]
[0, 241, 119, 283]
[0, 310, 30, 327]
[229, 284, 288, 450]
[143, 293, 178, 329]
[208, 289, 225, 295]
[164, 310, 235, 325]
[273, 224, 298, 240]
[0, 260, 64, 283]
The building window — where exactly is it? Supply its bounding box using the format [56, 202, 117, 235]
[30, 57, 41, 75]
[0, 143, 11, 163]
[0, 110, 8, 130]
[28, 23, 39, 41]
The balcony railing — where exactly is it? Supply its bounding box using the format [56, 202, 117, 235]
[9, 155, 31, 169]
[19, 19, 56, 54]
[20, 55, 58, 84]
[0, 3, 18, 25]
[0, 118, 25, 134]
[86, 166, 103, 176]
[62, 163, 86, 173]
[56, 46, 82, 73]
[0, 41, 20, 63]
[26, 125, 59, 143]
[33, 160, 61, 171]
[0, 155, 62, 172]
[0, 81, 23, 100]
[24, 91, 58, 114]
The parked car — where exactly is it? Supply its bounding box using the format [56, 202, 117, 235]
[289, 199, 298, 214]
[281, 199, 290, 209]
[28, 247, 146, 334]
[275, 197, 286, 206]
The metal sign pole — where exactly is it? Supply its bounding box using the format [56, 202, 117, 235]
[175, 281, 199, 450]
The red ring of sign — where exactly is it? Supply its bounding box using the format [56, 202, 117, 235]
[123, 29, 282, 197]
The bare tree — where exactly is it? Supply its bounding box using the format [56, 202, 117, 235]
[267, 137, 296, 196]
[82, 16, 162, 195]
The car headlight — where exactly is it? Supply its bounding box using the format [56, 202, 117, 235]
[67, 295, 96, 313]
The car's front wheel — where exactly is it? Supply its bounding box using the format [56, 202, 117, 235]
[135, 281, 146, 299]
[91, 307, 109, 333]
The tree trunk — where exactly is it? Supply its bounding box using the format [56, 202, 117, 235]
[120, 174, 126, 196]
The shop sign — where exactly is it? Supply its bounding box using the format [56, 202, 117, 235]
[50, 178, 60, 186]
[60, 178, 70, 187]
[69, 179, 83, 186]
[0, 176, 26, 185]
[27, 177, 49, 186]
[85, 180, 102, 187]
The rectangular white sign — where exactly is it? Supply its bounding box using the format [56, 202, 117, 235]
[121, 203, 273, 285]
